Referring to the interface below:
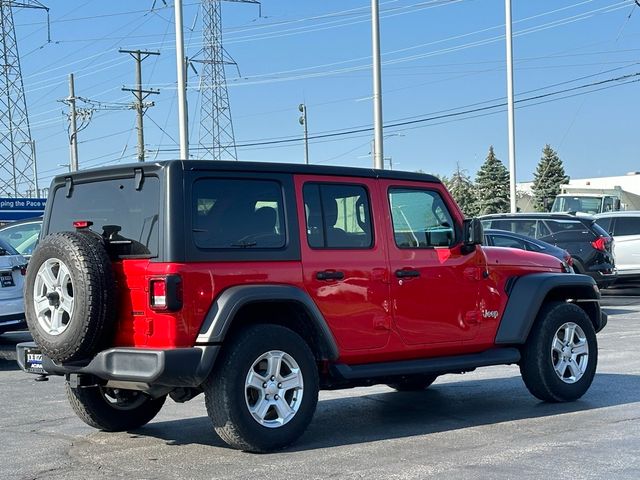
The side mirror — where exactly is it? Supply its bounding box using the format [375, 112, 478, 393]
[462, 218, 483, 254]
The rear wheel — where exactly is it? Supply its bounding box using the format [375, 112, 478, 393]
[65, 383, 166, 431]
[204, 324, 319, 452]
[520, 302, 597, 402]
[387, 375, 438, 392]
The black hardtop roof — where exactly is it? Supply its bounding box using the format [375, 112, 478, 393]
[52, 160, 441, 185]
[480, 212, 595, 221]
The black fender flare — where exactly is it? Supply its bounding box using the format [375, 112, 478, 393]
[495, 273, 603, 344]
[196, 284, 339, 360]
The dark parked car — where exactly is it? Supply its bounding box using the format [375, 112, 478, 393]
[484, 229, 573, 270]
[480, 213, 615, 288]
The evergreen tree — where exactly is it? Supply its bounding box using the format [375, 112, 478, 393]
[474, 146, 510, 214]
[445, 163, 477, 217]
[532, 144, 569, 212]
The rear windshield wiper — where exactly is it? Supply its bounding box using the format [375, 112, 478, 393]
[230, 241, 257, 248]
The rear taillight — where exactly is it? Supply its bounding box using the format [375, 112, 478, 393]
[20, 266, 27, 276]
[591, 237, 607, 251]
[149, 275, 182, 311]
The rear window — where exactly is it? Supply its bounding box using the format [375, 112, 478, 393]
[543, 219, 589, 234]
[48, 176, 160, 257]
[192, 178, 286, 249]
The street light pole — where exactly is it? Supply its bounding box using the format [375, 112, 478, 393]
[174, 0, 189, 161]
[371, 0, 384, 170]
[299, 103, 309, 165]
[505, 0, 517, 213]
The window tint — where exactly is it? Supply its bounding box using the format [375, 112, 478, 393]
[613, 217, 640, 236]
[543, 219, 588, 234]
[491, 235, 527, 250]
[303, 183, 373, 249]
[49, 177, 160, 257]
[193, 178, 285, 249]
[388, 188, 455, 248]
[594, 218, 613, 235]
[0, 238, 19, 256]
[0, 222, 40, 253]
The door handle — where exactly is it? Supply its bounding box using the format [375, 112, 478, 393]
[395, 269, 420, 278]
[316, 270, 345, 281]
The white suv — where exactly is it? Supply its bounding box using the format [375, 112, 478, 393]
[595, 211, 640, 284]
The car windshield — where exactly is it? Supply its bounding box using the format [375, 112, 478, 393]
[0, 238, 19, 256]
[551, 196, 602, 214]
[0, 221, 41, 255]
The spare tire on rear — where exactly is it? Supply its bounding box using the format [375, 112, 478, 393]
[25, 231, 116, 363]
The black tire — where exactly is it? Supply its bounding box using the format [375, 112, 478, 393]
[24, 232, 116, 363]
[387, 375, 438, 392]
[204, 324, 319, 452]
[520, 302, 598, 402]
[65, 382, 166, 431]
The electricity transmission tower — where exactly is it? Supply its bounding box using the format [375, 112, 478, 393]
[0, 0, 49, 197]
[197, 0, 258, 161]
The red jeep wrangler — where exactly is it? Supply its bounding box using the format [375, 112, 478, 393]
[17, 161, 607, 452]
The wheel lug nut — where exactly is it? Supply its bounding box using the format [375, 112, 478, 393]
[274, 394, 279, 400]
[278, 383, 282, 388]
[262, 383, 267, 388]
[270, 376, 275, 381]
[265, 394, 269, 400]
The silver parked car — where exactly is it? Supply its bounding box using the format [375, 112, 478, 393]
[595, 211, 640, 284]
[0, 238, 27, 334]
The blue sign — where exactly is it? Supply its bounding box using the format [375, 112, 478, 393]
[0, 197, 47, 222]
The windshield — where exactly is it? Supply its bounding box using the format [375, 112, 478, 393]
[551, 196, 602, 214]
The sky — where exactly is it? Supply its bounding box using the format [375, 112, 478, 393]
[7, 0, 640, 193]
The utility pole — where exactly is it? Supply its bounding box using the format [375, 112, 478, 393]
[68, 73, 79, 172]
[298, 103, 309, 165]
[371, 0, 384, 170]
[120, 49, 160, 162]
[505, 0, 517, 213]
[174, 0, 189, 161]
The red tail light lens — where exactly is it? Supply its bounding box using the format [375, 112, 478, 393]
[564, 252, 573, 266]
[73, 220, 93, 229]
[591, 237, 607, 251]
[149, 275, 182, 311]
[20, 266, 27, 276]
[150, 279, 167, 309]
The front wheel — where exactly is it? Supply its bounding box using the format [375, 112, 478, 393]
[204, 324, 319, 452]
[520, 302, 597, 402]
[65, 383, 166, 431]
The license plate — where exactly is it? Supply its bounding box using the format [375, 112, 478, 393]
[0, 271, 14, 288]
[24, 348, 45, 374]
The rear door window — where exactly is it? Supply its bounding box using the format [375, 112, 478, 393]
[303, 183, 373, 249]
[612, 217, 640, 237]
[595, 217, 612, 235]
[491, 234, 527, 250]
[192, 178, 286, 249]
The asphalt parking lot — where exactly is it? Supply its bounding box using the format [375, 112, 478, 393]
[1, 290, 639, 480]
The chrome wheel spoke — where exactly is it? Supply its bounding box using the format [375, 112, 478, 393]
[572, 341, 588, 356]
[251, 397, 271, 421]
[266, 352, 283, 379]
[34, 296, 51, 316]
[551, 336, 565, 354]
[274, 396, 294, 421]
[247, 371, 267, 390]
[50, 307, 64, 333]
[564, 324, 577, 346]
[59, 295, 74, 316]
[40, 263, 57, 290]
[554, 358, 568, 378]
[567, 359, 581, 379]
[279, 370, 303, 392]
[57, 262, 71, 288]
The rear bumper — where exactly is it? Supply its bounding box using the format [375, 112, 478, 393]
[15, 342, 220, 387]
